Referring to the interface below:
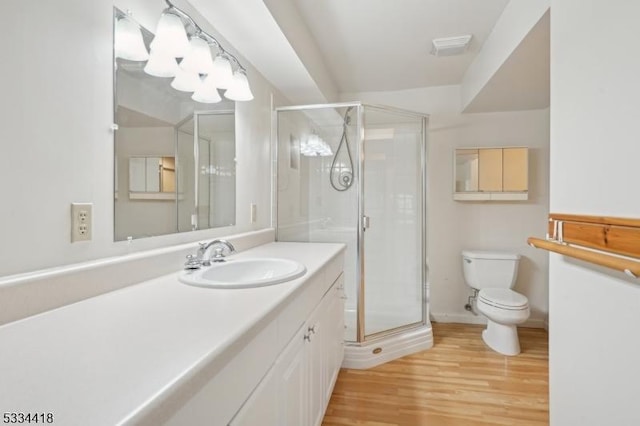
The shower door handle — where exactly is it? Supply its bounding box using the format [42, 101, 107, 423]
[362, 215, 370, 230]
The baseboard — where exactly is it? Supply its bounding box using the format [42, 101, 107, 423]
[431, 312, 547, 329]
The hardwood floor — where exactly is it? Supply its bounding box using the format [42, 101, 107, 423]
[323, 323, 549, 426]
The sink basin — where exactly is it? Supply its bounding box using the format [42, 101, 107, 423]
[179, 258, 307, 289]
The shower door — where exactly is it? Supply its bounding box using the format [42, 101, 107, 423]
[177, 110, 236, 232]
[359, 105, 426, 340]
[275, 103, 427, 344]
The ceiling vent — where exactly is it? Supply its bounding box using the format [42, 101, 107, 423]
[431, 35, 472, 57]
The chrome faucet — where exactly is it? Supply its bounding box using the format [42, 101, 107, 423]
[197, 239, 236, 266]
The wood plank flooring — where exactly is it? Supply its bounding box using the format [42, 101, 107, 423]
[323, 323, 549, 426]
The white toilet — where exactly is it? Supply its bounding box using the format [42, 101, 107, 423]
[461, 250, 530, 356]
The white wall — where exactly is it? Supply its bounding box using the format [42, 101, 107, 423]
[460, 0, 550, 110]
[549, 1, 640, 424]
[0, 0, 283, 278]
[343, 86, 550, 327]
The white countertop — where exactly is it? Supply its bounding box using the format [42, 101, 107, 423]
[0, 242, 345, 426]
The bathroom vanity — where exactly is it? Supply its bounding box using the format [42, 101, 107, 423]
[0, 241, 345, 426]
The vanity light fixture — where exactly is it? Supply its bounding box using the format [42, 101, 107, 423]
[150, 11, 190, 57]
[144, 49, 179, 77]
[117, 0, 253, 103]
[210, 53, 234, 89]
[224, 69, 254, 101]
[192, 75, 222, 104]
[114, 15, 149, 61]
[171, 67, 201, 92]
[179, 35, 215, 74]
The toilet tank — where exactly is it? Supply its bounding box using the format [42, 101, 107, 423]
[461, 250, 521, 290]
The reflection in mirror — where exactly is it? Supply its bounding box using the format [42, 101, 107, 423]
[113, 8, 236, 241]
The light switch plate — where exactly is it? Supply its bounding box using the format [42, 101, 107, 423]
[71, 203, 92, 242]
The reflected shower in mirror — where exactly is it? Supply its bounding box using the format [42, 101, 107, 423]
[113, 8, 236, 241]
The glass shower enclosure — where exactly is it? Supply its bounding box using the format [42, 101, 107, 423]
[275, 103, 428, 344]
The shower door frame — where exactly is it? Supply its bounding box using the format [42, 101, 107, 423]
[273, 102, 429, 344]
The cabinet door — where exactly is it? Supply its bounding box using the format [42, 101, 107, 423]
[308, 296, 327, 426]
[325, 277, 345, 403]
[502, 147, 528, 191]
[478, 148, 503, 191]
[228, 367, 278, 426]
[276, 326, 308, 426]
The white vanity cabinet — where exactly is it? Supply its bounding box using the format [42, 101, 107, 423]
[164, 253, 345, 426]
[231, 274, 345, 426]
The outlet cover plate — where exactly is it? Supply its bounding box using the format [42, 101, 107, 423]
[71, 203, 92, 242]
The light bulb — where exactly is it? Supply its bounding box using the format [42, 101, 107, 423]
[114, 16, 149, 61]
[150, 12, 189, 58]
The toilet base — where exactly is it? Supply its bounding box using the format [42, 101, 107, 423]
[482, 320, 521, 356]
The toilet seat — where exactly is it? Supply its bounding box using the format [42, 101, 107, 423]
[478, 288, 528, 310]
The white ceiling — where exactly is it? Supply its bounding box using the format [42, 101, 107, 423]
[293, 0, 510, 93]
[188, 0, 549, 111]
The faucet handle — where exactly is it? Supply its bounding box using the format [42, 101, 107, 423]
[184, 254, 202, 270]
[211, 247, 226, 262]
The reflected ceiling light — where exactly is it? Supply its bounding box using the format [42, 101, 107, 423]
[150, 12, 189, 57]
[224, 70, 254, 101]
[209, 53, 234, 89]
[144, 49, 179, 77]
[192, 75, 221, 103]
[114, 15, 149, 61]
[171, 67, 201, 92]
[302, 134, 332, 157]
[180, 35, 214, 74]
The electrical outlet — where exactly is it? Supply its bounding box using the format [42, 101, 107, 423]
[250, 203, 257, 224]
[71, 203, 92, 242]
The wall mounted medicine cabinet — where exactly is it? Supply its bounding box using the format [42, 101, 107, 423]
[454, 147, 528, 201]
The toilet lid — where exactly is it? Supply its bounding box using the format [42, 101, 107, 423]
[478, 288, 528, 310]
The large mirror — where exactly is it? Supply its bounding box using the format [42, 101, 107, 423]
[113, 8, 236, 241]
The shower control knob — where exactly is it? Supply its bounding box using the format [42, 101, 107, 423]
[308, 325, 316, 334]
[304, 333, 311, 342]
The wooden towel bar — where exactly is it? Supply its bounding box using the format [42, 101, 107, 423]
[528, 213, 640, 278]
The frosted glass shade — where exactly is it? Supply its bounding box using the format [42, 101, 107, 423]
[179, 36, 214, 74]
[171, 68, 200, 92]
[192, 75, 221, 103]
[224, 70, 254, 101]
[114, 17, 149, 61]
[144, 49, 179, 77]
[150, 12, 189, 58]
[209, 54, 234, 89]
